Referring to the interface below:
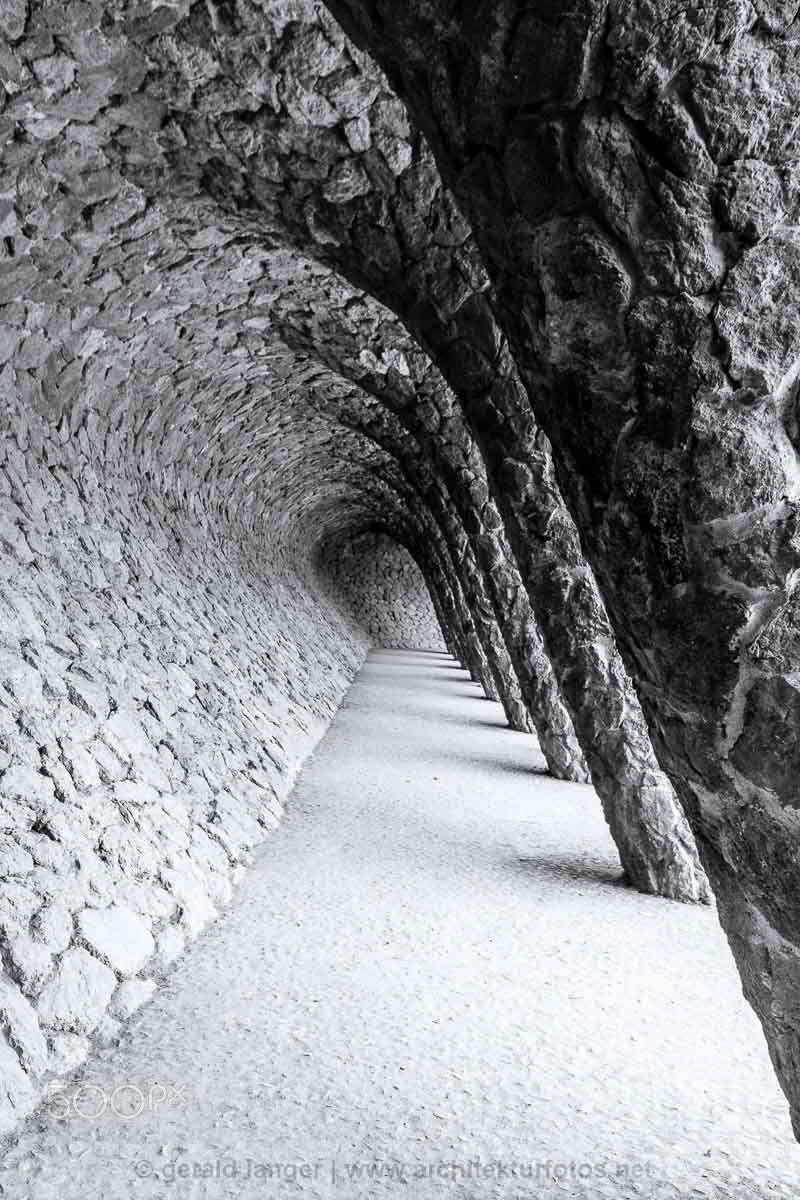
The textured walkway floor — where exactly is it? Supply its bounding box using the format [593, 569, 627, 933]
[2, 649, 799, 1199]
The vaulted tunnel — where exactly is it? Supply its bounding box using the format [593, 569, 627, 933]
[3, 0, 800, 1183]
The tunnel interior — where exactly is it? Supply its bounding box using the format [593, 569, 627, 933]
[3, 0, 800, 1175]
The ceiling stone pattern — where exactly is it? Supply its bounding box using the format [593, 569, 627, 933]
[0, 0, 706, 906]
[3, 0, 800, 1148]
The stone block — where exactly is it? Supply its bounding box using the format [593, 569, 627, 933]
[47, 1033, 90, 1075]
[30, 901, 73, 954]
[37, 948, 116, 1034]
[4, 930, 53, 999]
[0, 1035, 38, 1138]
[60, 741, 101, 792]
[0, 974, 48, 1075]
[0, 835, 34, 875]
[1, 765, 55, 808]
[103, 709, 153, 762]
[77, 904, 155, 976]
[66, 674, 109, 721]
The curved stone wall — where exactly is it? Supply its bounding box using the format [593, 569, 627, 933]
[318, 532, 446, 650]
[0, 0, 707, 903]
[0, 398, 380, 1136]
[7, 0, 799, 1152]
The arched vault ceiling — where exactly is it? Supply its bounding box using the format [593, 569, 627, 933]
[0, 0, 500, 556]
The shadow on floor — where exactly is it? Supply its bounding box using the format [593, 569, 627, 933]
[469, 718, 514, 731]
[367, 651, 459, 667]
[393, 708, 510, 731]
[352, 670, 476, 694]
[510, 853, 626, 890]
[448, 754, 550, 779]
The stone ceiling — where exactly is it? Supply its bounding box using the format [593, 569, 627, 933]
[0, 0, 491, 567]
[8, 0, 800, 1144]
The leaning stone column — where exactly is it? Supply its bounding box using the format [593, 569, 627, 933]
[341, 453, 539, 727]
[440, 494, 535, 735]
[282, 316, 587, 780]
[427, 584, 459, 660]
[429, 577, 467, 664]
[360, 459, 538, 729]
[322, 0, 800, 1133]
[424, 551, 497, 700]
[135, 0, 706, 898]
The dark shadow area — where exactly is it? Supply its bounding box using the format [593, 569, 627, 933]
[510, 854, 627, 890]
[451, 714, 513, 730]
[369, 650, 456, 661]
[340, 701, 529, 750]
[365, 658, 465, 672]
[352, 670, 474, 693]
[400, 708, 514, 732]
[433, 752, 550, 779]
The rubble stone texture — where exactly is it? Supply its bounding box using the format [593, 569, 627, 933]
[125, 0, 707, 901]
[324, 0, 800, 1140]
[0, 394, 380, 1132]
[289, 303, 588, 775]
[319, 533, 446, 650]
[2, 0, 796, 1150]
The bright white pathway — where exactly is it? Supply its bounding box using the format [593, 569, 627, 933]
[2, 649, 798, 1199]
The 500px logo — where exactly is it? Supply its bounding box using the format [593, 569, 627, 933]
[42, 1082, 187, 1121]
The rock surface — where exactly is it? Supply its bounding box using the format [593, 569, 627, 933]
[0, 390, 405, 1134]
[322, 0, 800, 1138]
[77, 907, 155, 978]
[319, 533, 446, 650]
[7, 0, 797, 1153]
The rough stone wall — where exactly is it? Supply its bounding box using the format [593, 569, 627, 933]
[0, 0, 526, 1145]
[318, 0, 800, 1136]
[0, 0, 744, 1145]
[0, 0, 706, 902]
[128, 0, 705, 901]
[0, 401, 370, 1139]
[319, 532, 446, 649]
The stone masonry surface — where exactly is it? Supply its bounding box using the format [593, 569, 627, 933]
[0, 397, 374, 1139]
[318, 532, 446, 650]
